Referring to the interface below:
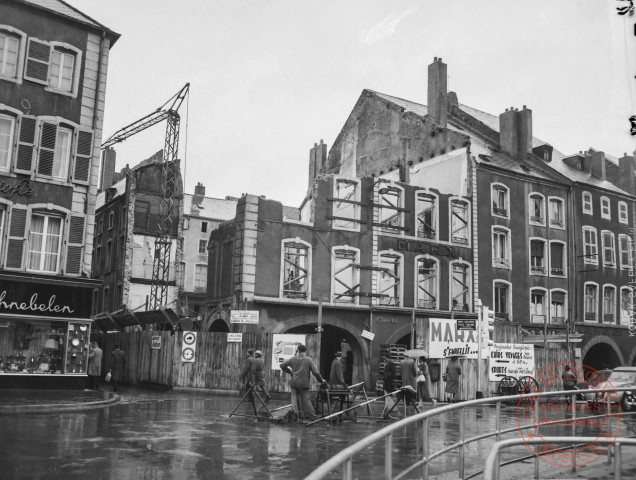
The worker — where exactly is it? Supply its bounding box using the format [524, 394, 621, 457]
[280, 344, 327, 422]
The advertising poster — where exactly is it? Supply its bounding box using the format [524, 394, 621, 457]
[271, 334, 305, 370]
[428, 318, 485, 359]
[488, 343, 535, 381]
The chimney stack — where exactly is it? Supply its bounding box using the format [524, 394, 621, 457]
[517, 106, 532, 159]
[100, 147, 116, 190]
[590, 150, 606, 180]
[308, 139, 327, 188]
[499, 106, 533, 159]
[427, 57, 447, 127]
[193, 182, 205, 205]
[618, 152, 636, 195]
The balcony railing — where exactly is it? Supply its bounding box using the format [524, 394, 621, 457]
[417, 299, 436, 310]
[495, 312, 509, 321]
[452, 236, 469, 245]
[530, 215, 544, 223]
[584, 312, 597, 321]
[530, 265, 546, 274]
[550, 267, 564, 275]
[417, 229, 436, 239]
[493, 207, 507, 216]
[603, 314, 615, 323]
[550, 218, 564, 227]
[493, 258, 510, 268]
[452, 303, 469, 312]
[551, 316, 565, 324]
[379, 296, 399, 306]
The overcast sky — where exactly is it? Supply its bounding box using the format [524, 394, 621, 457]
[71, 0, 636, 207]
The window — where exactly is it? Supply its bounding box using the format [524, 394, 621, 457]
[621, 287, 633, 324]
[530, 289, 547, 322]
[416, 256, 438, 310]
[134, 200, 150, 230]
[194, 265, 207, 290]
[603, 285, 616, 323]
[494, 281, 511, 320]
[27, 213, 62, 273]
[582, 227, 598, 265]
[0, 31, 20, 80]
[450, 262, 470, 312]
[450, 199, 469, 244]
[582, 191, 592, 214]
[530, 239, 546, 274]
[333, 179, 359, 230]
[600, 197, 611, 220]
[120, 207, 127, 229]
[93, 244, 101, 276]
[201, 221, 208, 233]
[549, 241, 566, 276]
[377, 252, 401, 306]
[198, 239, 207, 255]
[601, 231, 616, 267]
[179, 262, 186, 288]
[416, 192, 437, 239]
[619, 202, 628, 224]
[0, 113, 15, 169]
[49, 48, 75, 93]
[102, 287, 109, 313]
[108, 212, 114, 230]
[378, 183, 403, 233]
[53, 127, 71, 179]
[550, 290, 567, 324]
[619, 234, 634, 270]
[548, 197, 565, 228]
[492, 184, 509, 217]
[332, 247, 359, 303]
[97, 218, 103, 235]
[529, 193, 545, 225]
[38, 123, 72, 180]
[105, 239, 112, 272]
[492, 227, 511, 268]
[584, 283, 598, 321]
[282, 240, 310, 299]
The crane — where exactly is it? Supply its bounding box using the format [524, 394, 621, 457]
[101, 83, 190, 312]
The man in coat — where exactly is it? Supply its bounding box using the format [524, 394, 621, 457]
[109, 344, 126, 392]
[399, 355, 419, 411]
[253, 350, 271, 401]
[280, 344, 327, 423]
[87, 341, 102, 390]
[329, 351, 346, 386]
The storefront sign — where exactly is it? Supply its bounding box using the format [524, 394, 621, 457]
[361, 329, 375, 341]
[227, 333, 243, 343]
[396, 240, 459, 257]
[428, 318, 486, 359]
[151, 336, 161, 349]
[0, 279, 93, 319]
[376, 315, 397, 324]
[0, 179, 34, 198]
[488, 343, 535, 381]
[230, 310, 259, 324]
[271, 334, 305, 370]
[456, 319, 476, 331]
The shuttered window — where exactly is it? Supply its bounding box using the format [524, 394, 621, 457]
[24, 38, 50, 84]
[15, 115, 36, 173]
[65, 214, 84, 275]
[5, 206, 27, 269]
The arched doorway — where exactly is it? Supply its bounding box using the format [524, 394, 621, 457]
[583, 343, 621, 371]
[208, 319, 229, 333]
[287, 324, 361, 385]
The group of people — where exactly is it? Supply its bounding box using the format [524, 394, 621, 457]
[239, 348, 271, 401]
[86, 342, 126, 392]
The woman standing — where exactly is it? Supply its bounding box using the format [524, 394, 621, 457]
[417, 357, 436, 407]
[445, 356, 461, 403]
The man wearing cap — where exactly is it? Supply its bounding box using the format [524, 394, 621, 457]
[329, 351, 346, 386]
[253, 350, 271, 401]
[280, 344, 327, 422]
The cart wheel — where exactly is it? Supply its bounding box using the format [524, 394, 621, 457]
[517, 376, 539, 395]
[498, 376, 519, 397]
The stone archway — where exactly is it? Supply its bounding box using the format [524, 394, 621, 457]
[581, 335, 624, 370]
[201, 305, 230, 332]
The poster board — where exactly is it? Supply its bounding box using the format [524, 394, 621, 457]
[428, 318, 484, 359]
[271, 334, 305, 370]
[488, 343, 535, 381]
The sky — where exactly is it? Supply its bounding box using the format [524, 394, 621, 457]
[70, 0, 636, 207]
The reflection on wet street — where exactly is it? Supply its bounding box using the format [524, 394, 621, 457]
[0, 389, 634, 479]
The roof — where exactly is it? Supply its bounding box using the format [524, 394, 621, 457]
[20, 0, 120, 42]
[183, 194, 238, 221]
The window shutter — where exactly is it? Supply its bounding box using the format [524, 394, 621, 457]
[72, 128, 93, 185]
[37, 122, 57, 176]
[5, 206, 28, 270]
[65, 214, 85, 276]
[14, 115, 37, 174]
[24, 38, 50, 85]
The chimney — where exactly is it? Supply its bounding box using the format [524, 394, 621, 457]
[193, 182, 205, 205]
[618, 152, 636, 195]
[517, 106, 532, 159]
[590, 150, 606, 180]
[308, 139, 327, 188]
[499, 106, 532, 159]
[100, 147, 116, 190]
[427, 57, 447, 127]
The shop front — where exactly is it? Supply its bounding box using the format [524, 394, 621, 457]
[0, 273, 99, 389]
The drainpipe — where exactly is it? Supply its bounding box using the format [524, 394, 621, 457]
[567, 183, 576, 363]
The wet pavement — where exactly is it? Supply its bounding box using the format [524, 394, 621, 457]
[0, 388, 635, 480]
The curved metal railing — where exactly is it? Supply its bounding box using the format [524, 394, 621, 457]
[305, 387, 633, 480]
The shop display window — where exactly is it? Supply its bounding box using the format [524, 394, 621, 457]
[0, 319, 90, 375]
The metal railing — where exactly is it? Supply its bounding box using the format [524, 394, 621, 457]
[305, 387, 633, 480]
[483, 437, 636, 480]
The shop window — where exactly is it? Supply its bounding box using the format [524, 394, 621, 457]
[377, 183, 403, 233]
[450, 262, 470, 312]
[550, 241, 566, 276]
[416, 191, 437, 239]
[621, 287, 633, 324]
[549, 197, 565, 228]
[450, 199, 469, 244]
[27, 213, 62, 273]
[601, 231, 616, 267]
[282, 240, 310, 299]
[550, 290, 567, 324]
[530, 239, 546, 275]
[529, 193, 545, 225]
[584, 283, 598, 322]
[492, 227, 511, 268]
[0, 113, 15, 169]
[582, 191, 592, 214]
[603, 285, 616, 323]
[619, 201, 628, 224]
[530, 288, 547, 322]
[582, 227, 598, 265]
[416, 256, 438, 310]
[332, 179, 359, 230]
[198, 239, 207, 255]
[194, 264, 207, 290]
[494, 281, 511, 320]
[491, 184, 509, 218]
[332, 247, 359, 304]
[600, 196, 611, 220]
[377, 251, 401, 306]
[619, 234, 634, 270]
